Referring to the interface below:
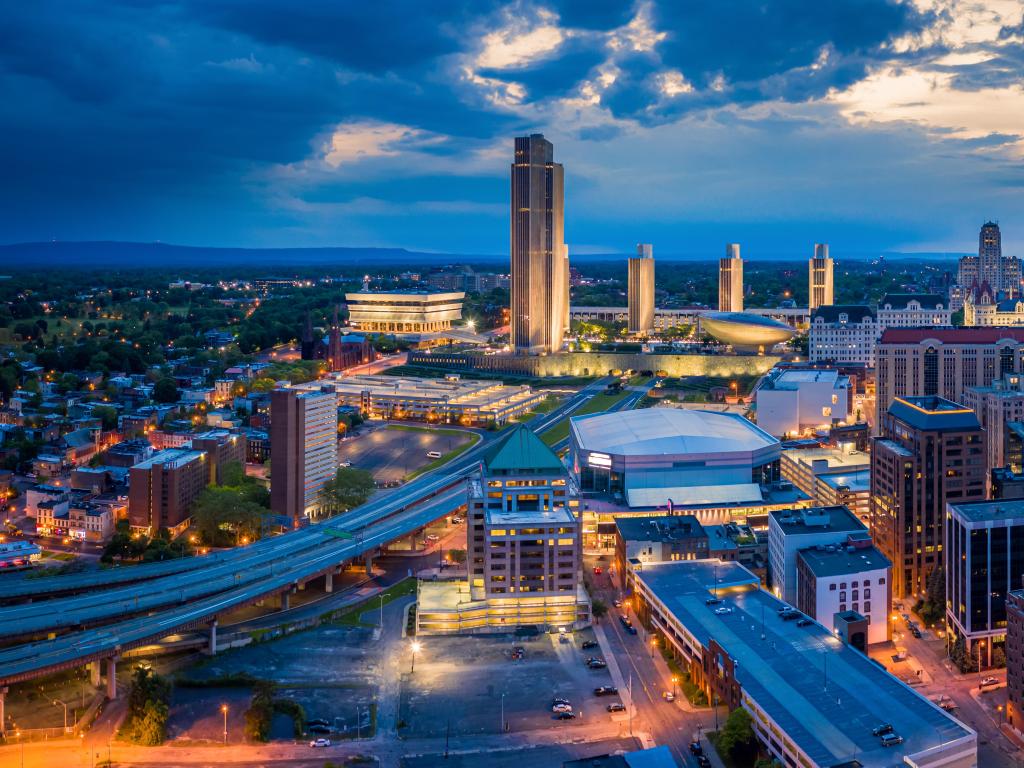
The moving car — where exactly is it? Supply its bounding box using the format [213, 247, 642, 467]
[340, 460, 352, 468]
[980, 676, 1001, 689]
[309, 738, 332, 748]
[552, 703, 573, 713]
[705, 597, 721, 606]
[696, 756, 711, 768]
[689, 742, 703, 756]
[606, 703, 626, 713]
[554, 711, 576, 720]
[662, 691, 676, 702]
[593, 566, 603, 575]
[593, 686, 618, 696]
[587, 658, 608, 669]
[426, 450, 442, 459]
[796, 618, 813, 627]
[581, 640, 599, 649]
[714, 606, 733, 615]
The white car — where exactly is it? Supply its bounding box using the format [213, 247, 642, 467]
[980, 676, 1000, 688]
[552, 703, 573, 713]
[340, 460, 352, 467]
[309, 738, 331, 747]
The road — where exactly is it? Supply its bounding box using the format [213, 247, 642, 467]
[0, 379, 611, 687]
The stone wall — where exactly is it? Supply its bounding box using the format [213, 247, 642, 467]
[408, 350, 781, 379]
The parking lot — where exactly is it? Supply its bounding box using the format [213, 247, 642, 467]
[176, 622, 380, 742]
[398, 628, 623, 739]
[338, 425, 474, 485]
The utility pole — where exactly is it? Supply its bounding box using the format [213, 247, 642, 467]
[628, 673, 633, 736]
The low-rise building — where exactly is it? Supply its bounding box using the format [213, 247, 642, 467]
[628, 559, 976, 768]
[946, 499, 1024, 668]
[808, 305, 878, 366]
[795, 539, 892, 646]
[613, 515, 709, 576]
[781, 443, 871, 524]
[190, 430, 246, 484]
[767, 505, 869, 604]
[876, 293, 951, 329]
[755, 368, 851, 438]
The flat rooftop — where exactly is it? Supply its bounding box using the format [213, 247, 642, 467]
[131, 448, 204, 470]
[948, 499, 1024, 524]
[797, 544, 891, 578]
[769, 506, 867, 537]
[614, 515, 705, 543]
[783, 446, 869, 471]
[635, 560, 974, 767]
[819, 470, 871, 494]
[887, 397, 981, 432]
[296, 374, 538, 410]
[485, 508, 576, 526]
[572, 408, 778, 457]
[762, 369, 844, 390]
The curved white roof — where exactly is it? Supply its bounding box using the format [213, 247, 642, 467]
[571, 408, 777, 457]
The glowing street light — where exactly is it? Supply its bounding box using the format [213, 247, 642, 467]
[221, 703, 228, 744]
[411, 640, 422, 673]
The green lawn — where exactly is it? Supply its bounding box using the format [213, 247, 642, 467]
[330, 578, 417, 627]
[540, 390, 632, 446]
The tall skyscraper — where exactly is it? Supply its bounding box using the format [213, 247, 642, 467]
[718, 243, 743, 312]
[270, 387, 338, 521]
[510, 134, 568, 355]
[628, 243, 655, 335]
[979, 221, 1002, 290]
[870, 396, 985, 599]
[808, 243, 834, 310]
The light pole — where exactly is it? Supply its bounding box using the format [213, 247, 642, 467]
[16, 729, 23, 768]
[411, 640, 421, 673]
[500, 692, 506, 733]
[672, 676, 678, 698]
[221, 703, 228, 744]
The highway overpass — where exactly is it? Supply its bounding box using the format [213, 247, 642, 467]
[0, 380, 614, 709]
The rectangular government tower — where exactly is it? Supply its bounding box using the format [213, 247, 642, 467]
[510, 134, 568, 355]
[628, 243, 655, 335]
[809, 243, 834, 310]
[718, 243, 743, 311]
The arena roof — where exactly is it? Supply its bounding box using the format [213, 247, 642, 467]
[571, 408, 777, 457]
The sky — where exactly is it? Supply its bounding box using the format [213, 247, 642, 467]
[1, 1, 1023, 258]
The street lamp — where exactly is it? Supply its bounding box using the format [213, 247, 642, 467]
[671, 676, 678, 698]
[411, 641, 421, 673]
[221, 703, 228, 744]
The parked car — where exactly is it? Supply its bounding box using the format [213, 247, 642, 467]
[980, 676, 1001, 688]
[705, 597, 721, 606]
[880, 733, 904, 747]
[309, 738, 331, 748]
[689, 742, 703, 756]
[696, 756, 711, 768]
[796, 618, 813, 627]
[340, 460, 352, 468]
[613, 598, 622, 608]
[714, 606, 733, 615]
[606, 703, 626, 713]
[662, 691, 676, 702]
[593, 566, 603, 575]
[587, 659, 608, 669]
[552, 703, 573, 713]
[426, 451, 442, 459]
[910, 627, 922, 638]
[593, 686, 618, 696]
[581, 640, 599, 649]
[872, 723, 893, 737]
[554, 711, 576, 720]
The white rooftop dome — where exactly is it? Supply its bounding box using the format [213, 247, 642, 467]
[571, 408, 777, 457]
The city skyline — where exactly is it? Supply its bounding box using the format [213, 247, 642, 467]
[1, 2, 1022, 257]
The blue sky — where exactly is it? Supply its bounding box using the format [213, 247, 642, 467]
[1, 1, 1022, 257]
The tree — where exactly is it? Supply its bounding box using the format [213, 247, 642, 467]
[591, 598, 609, 623]
[192, 486, 266, 546]
[120, 667, 171, 745]
[92, 405, 119, 431]
[716, 707, 757, 764]
[322, 467, 375, 514]
[250, 377, 276, 393]
[448, 548, 466, 564]
[153, 377, 180, 403]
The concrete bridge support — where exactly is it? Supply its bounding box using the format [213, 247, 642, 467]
[0, 686, 7, 735]
[280, 591, 290, 611]
[325, 571, 334, 593]
[206, 620, 218, 656]
[105, 657, 118, 700]
[90, 660, 101, 687]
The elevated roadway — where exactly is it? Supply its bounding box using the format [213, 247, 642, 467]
[0, 379, 610, 692]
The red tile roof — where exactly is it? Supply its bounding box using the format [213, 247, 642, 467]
[879, 327, 1024, 344]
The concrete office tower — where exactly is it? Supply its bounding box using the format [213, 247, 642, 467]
[628, 243, 655, 335]
[870, 396, 985, 599]
[718, 243, 743, 312]
[808, 243, 834, 310]
[270, 387, 338, 521]
[979, 221, 1003, 291]
[510, 134, 568, 355]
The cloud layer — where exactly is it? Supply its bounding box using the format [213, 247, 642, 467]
[0, 0, 1021, 255]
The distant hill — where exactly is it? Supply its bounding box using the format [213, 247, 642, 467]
[0, 241, 505, 269]
[0, 240, 967, 270]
